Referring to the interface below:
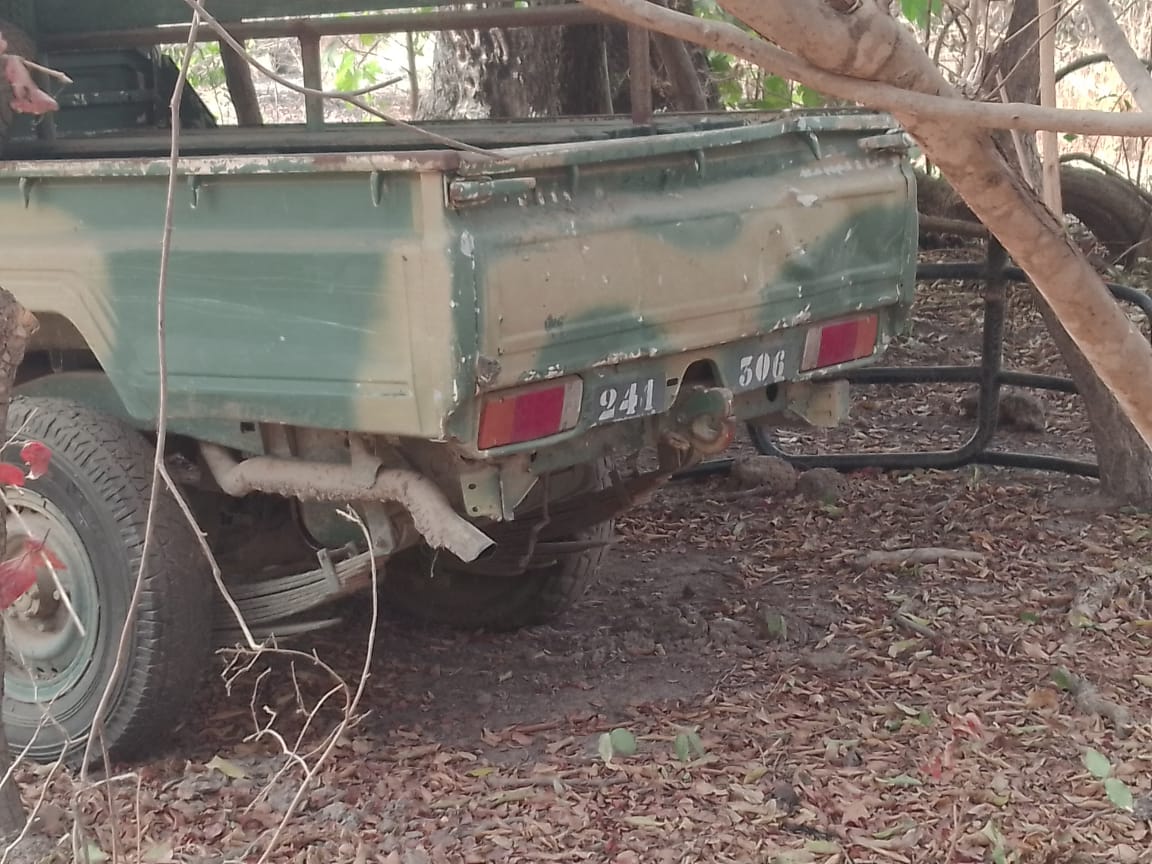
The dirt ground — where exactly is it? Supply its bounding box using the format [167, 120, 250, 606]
[15, 248, 1152, 863]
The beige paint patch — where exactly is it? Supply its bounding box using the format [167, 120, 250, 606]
[0, 201, 114, 361]
[356, 173, 464, 440]
[482, 161, 908, 381]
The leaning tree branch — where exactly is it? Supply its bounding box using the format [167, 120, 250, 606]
[1056, 51, 1152, 83]
[1080, 0, 1152, 113]
[578, 0, 1152, 137]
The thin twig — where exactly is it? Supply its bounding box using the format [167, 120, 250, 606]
[0, 55, 72, 85]
[76, 7, 203, 781]
[251, 508, 381, 864]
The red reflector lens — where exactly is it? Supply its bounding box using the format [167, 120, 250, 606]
[801, 314, 879, 371]
[478, 380, 582, 450]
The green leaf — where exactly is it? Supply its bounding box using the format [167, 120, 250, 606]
[674, 734, 691, 762]
[743, 764, 768, 784]
[206, 754, 247, 780]
[1019, 611, 1040, 624]
[85, 845, 110, 864]
[873, 822, 914, 839]
[888, 638, 921, 658]
[686, 728, 706, 757]
[597, 732, 614, 764]
[1082, 748, 1112, 779]
[796, 85, 826, 108]
[1051, 667, 1074, 691]
[1105, 777, 1134, 811]
[609, 728, 637, 757]
[980, 818, 1005, 847]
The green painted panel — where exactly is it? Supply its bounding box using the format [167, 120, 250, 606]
[2, 168, 427, 435]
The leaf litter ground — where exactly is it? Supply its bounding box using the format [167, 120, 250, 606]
[13, 250, 1152, 863]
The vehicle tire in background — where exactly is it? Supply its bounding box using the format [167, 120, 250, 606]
[1060, 165, 1152, 267]
[383, 459, 613, 631]
[1, 397, 213, 764]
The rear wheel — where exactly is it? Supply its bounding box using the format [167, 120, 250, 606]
[383, 460, 613, 631]
[1, 397, 212, 764]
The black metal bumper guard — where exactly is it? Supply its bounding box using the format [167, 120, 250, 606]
[678, 240, 1152, 481]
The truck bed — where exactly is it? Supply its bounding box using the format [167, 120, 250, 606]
[2, 110, 917, 452]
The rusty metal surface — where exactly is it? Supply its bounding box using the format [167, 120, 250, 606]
[42, 5, 611, 50]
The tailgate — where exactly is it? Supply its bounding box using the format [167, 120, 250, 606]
[451, 112, 916, 390]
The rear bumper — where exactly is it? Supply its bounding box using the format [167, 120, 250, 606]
[465, 299, 909, 464]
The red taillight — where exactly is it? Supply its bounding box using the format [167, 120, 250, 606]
[801, 314, 879, 372]
[477, 378, 583, 450]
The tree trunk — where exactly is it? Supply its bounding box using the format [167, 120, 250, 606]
[985, 0, 1152, 501]
[421, 24, 565, 119]
[0, 289, 34, 837]
[419, 2, 716, 120]
[220, 40, 263, 126]
[706, 0, 1152, 501]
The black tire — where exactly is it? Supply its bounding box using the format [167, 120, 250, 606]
[1, 397, 212, 764]
[1061, 166, 1152, 266]
[383, 460, 613, 631]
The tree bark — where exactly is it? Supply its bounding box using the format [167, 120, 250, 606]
[421, 25, 565, 119]
[984, 0, 1152, 501]
[582, 0, 1152, 500]
[0, 289, 34, 837]
[578, 0, 1152, 137]
[419, 2, 716, 120]
[219, 40, 263, 126]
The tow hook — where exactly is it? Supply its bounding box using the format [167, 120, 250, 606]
[661, 385, 736, 456]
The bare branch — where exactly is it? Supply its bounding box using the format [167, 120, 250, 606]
[578, 0, 1152, 136]
[1081, 0, 1152, 112]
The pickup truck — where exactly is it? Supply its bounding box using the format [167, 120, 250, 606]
[0, 8, 918, 764]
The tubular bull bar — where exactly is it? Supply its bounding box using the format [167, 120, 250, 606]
[678, 240, 1152, 482]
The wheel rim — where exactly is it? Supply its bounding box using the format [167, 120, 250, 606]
[2, 488, 100, 708]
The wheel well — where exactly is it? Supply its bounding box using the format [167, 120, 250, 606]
[17, 313, 102, 387]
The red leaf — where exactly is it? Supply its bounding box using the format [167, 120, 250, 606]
[0, 539, 61, 610]
[0, 463, 25, 487]
[19, 441, 50, 480]
[3, 55, 58, 116]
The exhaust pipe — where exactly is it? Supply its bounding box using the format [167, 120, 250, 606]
[199, 443, 494, 563]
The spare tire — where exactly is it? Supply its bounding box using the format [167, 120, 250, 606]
[1060, 165, 1152, 267]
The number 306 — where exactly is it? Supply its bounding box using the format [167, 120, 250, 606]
[738, 349, 786, 388]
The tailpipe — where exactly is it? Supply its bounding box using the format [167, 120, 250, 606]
[199, 443, 494, 563]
